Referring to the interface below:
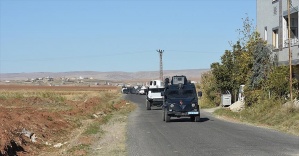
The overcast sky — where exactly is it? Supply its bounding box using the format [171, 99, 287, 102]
[0, 0, 256, 73]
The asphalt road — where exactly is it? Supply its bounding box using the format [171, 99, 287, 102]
[124, 94, 299, 156]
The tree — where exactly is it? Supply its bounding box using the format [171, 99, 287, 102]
[237, 13, 255, 47]
[249, 38, 272, 89]
[211, 50, 234, 93]
[264, 66, 289, 97]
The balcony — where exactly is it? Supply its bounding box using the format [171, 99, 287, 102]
[284, 38, 299, 48]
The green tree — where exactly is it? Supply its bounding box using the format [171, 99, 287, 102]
[230, 41, 249, 101]
[237, 13, 255, 47]
[264, 66, 289, 97]
[211, 50, 234, 93]
[249, 38, 272, 89]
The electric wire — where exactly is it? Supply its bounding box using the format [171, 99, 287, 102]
[0, 50, 222, 62]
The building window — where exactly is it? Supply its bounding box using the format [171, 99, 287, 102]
[284, 16, 299, 47]
[291, 28, 298, 39]
[290, 18, 298, 39]
[264, 27, 268, 41]
[273, 29, 278, 49]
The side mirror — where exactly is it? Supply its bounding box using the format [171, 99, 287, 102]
[198, 91, 202, 97]
[161, 91, 165, 96]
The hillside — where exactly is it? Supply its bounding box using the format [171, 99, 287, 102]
[0, 69, 210, 82]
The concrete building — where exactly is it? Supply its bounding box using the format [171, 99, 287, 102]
[256, 0, 298, 67]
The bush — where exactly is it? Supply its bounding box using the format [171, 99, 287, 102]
[264, 66, 289, 97]
[198, 71, 220, 108]
[244, 89, 263, 106]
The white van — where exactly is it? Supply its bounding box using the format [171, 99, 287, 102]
[146, 80, 165, 110]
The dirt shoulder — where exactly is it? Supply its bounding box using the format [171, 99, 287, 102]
[89, 103, 135, 156]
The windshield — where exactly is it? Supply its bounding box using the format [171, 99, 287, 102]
[167, 89, 195, 97]
[183, 90, 194, 96]
[168, 90, 179, 96]
[149, 88, 164, 93]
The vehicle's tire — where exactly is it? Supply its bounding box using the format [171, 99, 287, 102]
[190, 116, 195, 122]
[195, 116, 200, 122]
[146, 101, 151, 110]
[165, 112, 170, 122]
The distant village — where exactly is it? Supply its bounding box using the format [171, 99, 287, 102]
[0, 76, 148, 88]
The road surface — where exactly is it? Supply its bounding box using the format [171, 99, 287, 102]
[125, 94, 299, 156]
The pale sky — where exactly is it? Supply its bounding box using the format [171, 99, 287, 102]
[0, 0, 256, 73]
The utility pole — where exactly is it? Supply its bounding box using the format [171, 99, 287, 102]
[287, 0, 293, 100]
[157, 49, 164, 81]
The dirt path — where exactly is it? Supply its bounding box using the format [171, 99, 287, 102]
[89, 112, 129, 155]
[38, 101, 135, 156]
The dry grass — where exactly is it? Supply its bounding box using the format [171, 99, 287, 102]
[214, 98, 299, 136]
[63, 92, 135, 156]
[89, 113, 128, 156]
[65, 97, 135, 156]
[0, 85, 135, 156]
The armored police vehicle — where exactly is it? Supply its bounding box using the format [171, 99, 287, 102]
[146, 80, 164, 110]
[162, 75, 200, 122]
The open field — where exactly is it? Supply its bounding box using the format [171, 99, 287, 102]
[0, 85, 135, 156]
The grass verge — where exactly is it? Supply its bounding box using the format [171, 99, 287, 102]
[214, 99, 299, 136]
[66, 96, 136, 156]
[199, 98, 218, 109]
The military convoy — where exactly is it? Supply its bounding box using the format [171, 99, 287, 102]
[161, 75, 201, 122]
[123, 75, 200, 122]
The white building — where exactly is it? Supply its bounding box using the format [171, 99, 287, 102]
[257, 0, 298, 71]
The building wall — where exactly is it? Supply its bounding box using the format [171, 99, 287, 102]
[257, 0, 280, 45]
[257, 0, 299, 65]
[280, 46, 299, 65]
[280, 0, 299, 65]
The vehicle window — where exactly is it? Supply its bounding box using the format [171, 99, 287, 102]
[168, 90, 179, 96]
[183, 90, 194, 96]
[149, 88, 164, 93]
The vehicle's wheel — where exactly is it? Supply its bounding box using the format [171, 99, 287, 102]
[146, 101, 151, 110]
[165, 112, 170, 122]
[162, 109, 165, 121]
[195, 116, 200, 122]
[190, 116, 195, 122]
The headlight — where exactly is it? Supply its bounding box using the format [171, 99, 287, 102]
[192, 103, 196, 107]
[170, 104, 174, 108]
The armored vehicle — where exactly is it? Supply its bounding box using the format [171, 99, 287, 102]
[162, 75, 200, 122]
[146, 80, 164, 110]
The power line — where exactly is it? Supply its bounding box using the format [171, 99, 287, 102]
[0, 51, 151, 62]
[1, 50, 221, 62]
[165, 50, 222, 53]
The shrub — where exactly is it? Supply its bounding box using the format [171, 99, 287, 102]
[198, 71, 220, 108]
[244, 89, 263, 106]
